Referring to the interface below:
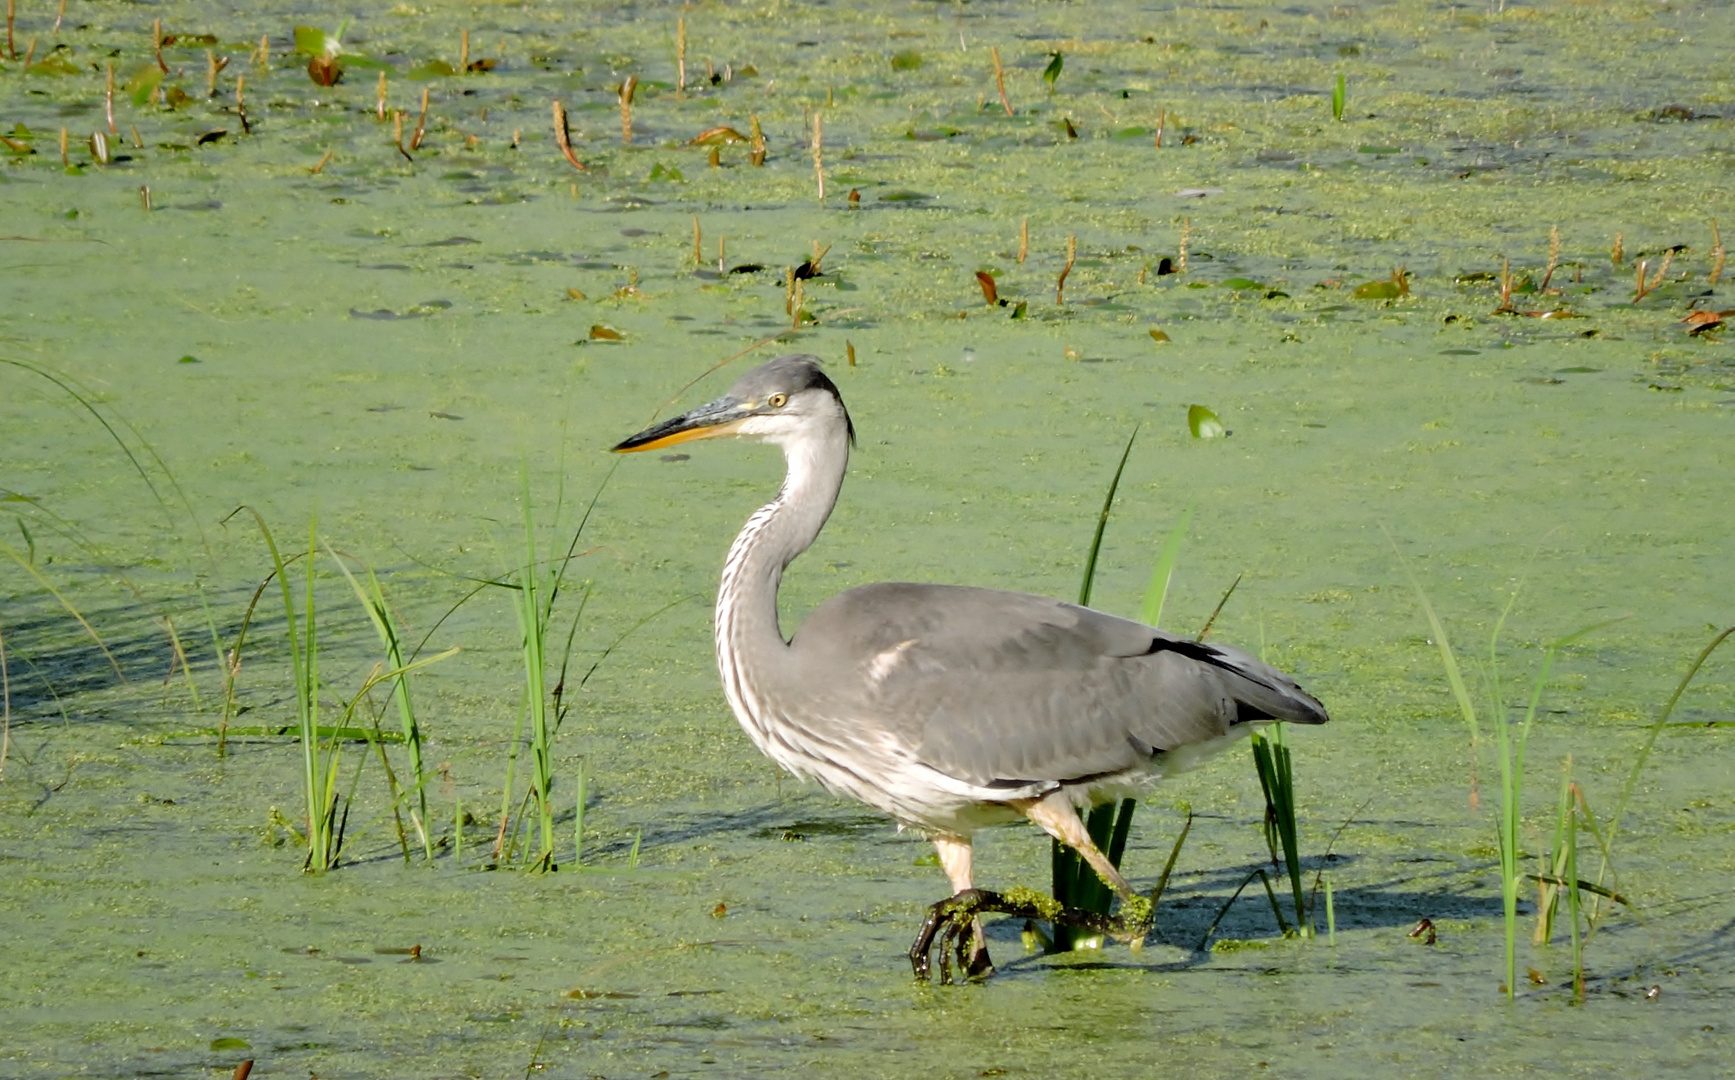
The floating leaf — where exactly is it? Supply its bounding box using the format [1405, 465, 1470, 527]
[565, 288, 586, 301]
[407, 60, 459, 80]
[1042, 51, 1064, 92]
[178, 355, 200, 364]
[161, 32, 219, 47]
[687, 125, 747, 146]
[890, 49, 923, 71]
[127, 67, 165, 105]
[164, 86, 194, 108]
[1221, 277, 1267, 291]
[209, 1037, 251, 1052]
[26, 52, 81, 77]
[1353, 279, 1403, 299]
[1149, 328, 1171, 343]
[293, 25, 340, 58]
[647, 162, 685, 182]
[1009, 300, 1028, 319]
[589, 324, 624, 341]
[975, 271, 999, 306]
[1187, 404, 1226, 439]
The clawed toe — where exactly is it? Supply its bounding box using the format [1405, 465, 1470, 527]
[910, 887, 1143, 983]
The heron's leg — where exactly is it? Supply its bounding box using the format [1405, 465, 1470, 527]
[1019, 792, 1137, 902]
[932, 835, 994, 979]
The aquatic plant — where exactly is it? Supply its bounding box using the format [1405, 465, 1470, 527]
[235, 510, 455, 871]
[1331, 73, 1346, 121]
[1250, 722, 1309, 936]
[1051, 430, 1192, 949]
[1402, 550, 1617, 997]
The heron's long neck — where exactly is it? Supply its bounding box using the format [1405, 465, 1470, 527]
[715, 430, 848, 704]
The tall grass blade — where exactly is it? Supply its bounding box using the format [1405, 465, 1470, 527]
[1604, 626, 1735, 857]
[1251, 725, 1308, 935]
[331, 553, 437, 861]
[1139, 506, 1193, 629]
[1076, 426, 1138, 610]
[0, 540, 125, 679]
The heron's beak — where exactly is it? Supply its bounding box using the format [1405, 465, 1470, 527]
[611, 396, 751, 453]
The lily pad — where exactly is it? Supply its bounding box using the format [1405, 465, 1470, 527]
[1353, 279, 1404, 299]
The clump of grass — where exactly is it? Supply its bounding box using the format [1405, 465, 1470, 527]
[234, 510, 456, 871]
[1399, 540, 1619, 997]
[1050, 428, 1193, 949]
[1250, 722, 1309, 936]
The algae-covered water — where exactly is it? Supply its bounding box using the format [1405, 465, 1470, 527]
[4, 0, 1734, 1075]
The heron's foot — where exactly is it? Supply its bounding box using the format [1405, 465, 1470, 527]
[909, 888, 1147, 983]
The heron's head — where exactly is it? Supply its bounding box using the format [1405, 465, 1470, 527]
[612, 354, 855, 454]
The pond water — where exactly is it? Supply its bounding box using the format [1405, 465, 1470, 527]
[3, 0, 1734, 1076]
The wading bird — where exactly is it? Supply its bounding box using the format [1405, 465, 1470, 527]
[613, 355, 1328, 981]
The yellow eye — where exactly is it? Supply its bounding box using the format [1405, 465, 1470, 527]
[767, 393, 788, 408]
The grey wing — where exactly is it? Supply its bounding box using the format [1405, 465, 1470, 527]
[789, 583, 1328, 788]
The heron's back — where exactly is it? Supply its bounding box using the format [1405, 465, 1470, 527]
[779, 583, 1327, 811]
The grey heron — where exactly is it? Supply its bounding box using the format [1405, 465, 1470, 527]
[613, 354, 1329, 981]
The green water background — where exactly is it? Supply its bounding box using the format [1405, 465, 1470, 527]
[3, 0, 1733, 1075]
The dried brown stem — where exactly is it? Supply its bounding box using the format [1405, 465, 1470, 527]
[410, 88, 429, 150]
[619, 74, 638, 145]
[138, 184, 152, 210]
[58, 127, 67, 168]
[1018, 217, 1028, 264]
[1538, 224, 1560, 292]
[551, 101, 587, 171]
[1611, 231, 1624, 266]
[812, 112, 825, 200]
[1496, 256, 1515, 313]
[6, 0, 15, 61]
[1178, 217, 1191, 273]
[1155, 108, 1166, 148]
[206, 51, 229, 99]
[311, 148, 333, 174]
[393, 111, 412, 162]
[1710, 219, 1725, 286]
[1056, 233, 1076, 305]
[53, 0, 64, 36]
[377, 71, 387, 121]
[153, 19, 167, 73]
[990, 46, 1013, 115]
[1632, 249, 1673, 303]
[749, 114, 766, 166]
[236, 74, 250, 134]
[105, 64, 116, 135]
[459, 29, 469, 73]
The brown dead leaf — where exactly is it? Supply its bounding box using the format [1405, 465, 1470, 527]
[589, 324, 623, 341]
[688, 126, 748, 147]
[975, 271, 998, 306]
